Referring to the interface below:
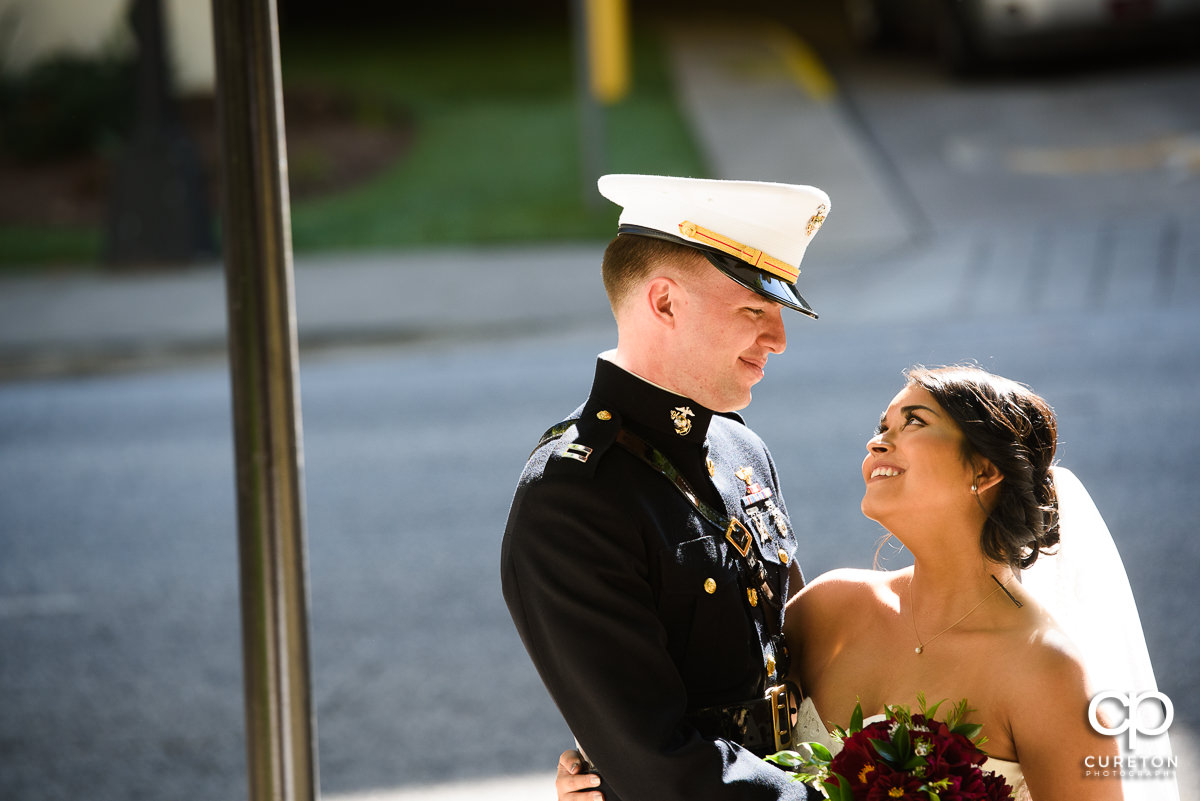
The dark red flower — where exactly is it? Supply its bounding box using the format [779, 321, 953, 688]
[828, 740, 886, 795]
[864, 771, 926, 801]
[978, 770, 1014, 800]
[915, 717, 986, 770]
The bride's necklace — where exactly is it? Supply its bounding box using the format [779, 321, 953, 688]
[909, 574, 1015, 655]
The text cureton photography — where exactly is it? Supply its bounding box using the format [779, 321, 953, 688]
[1085, 690, 1178, 783]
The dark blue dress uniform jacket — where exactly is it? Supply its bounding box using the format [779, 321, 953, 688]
[501, 358, 815, 801]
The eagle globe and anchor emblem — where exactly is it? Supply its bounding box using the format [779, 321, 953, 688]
[670, 406, 694, 436]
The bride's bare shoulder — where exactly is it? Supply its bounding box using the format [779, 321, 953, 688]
[993, 596, 1092, 713]
[789, 567, 905, 617]
[1016, 599, 1089, 675]
[803, 567, 905, 592]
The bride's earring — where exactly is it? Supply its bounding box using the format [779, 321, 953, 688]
[970, 483, 978, 493]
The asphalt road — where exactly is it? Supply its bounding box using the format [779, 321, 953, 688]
[2, 275, 1197, 799]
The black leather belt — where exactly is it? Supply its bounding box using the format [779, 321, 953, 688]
[686, 682, 799, 757]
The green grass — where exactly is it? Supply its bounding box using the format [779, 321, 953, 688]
[0, 22, 706, 266]
[0, 226, 102, 267]
[284, 23, 706, 251]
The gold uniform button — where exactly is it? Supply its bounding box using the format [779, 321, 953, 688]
[596, 410, 612, 421]
[747, 588, 758, 607]
[706, 458, 715, 477]
[703, 578, 717, 594]
[766, 656, 776, 675]
[778, 548, 789, 564]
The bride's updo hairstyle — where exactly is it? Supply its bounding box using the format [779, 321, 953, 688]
[905, 365, 1059, 569]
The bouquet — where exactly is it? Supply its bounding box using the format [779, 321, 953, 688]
[766, 696, 1012, 801]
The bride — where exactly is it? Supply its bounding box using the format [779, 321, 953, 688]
[556, 365, 1175, 801]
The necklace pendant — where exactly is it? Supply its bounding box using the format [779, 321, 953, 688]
[915, 646, 923, 654]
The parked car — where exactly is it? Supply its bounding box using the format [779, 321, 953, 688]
[843, 0, 1200, 73]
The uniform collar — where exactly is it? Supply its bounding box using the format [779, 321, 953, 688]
[587, 355, 714, 446]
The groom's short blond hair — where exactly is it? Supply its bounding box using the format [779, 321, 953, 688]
[601, 234, 707, 314]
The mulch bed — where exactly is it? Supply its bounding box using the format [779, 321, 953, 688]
[0, 87, 413, 227]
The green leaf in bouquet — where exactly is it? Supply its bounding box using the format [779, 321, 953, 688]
[849, 701, 864, 734]
[805, 742, 834, 763]
[945, 698, 973, 729]
[765, 743, 833, 785]
[892, 720, 912, 758]
[951, 721, 984, 741]
[822, 773, 856, 801]
[871, 737, 900, 763]
[917, 692, 944, 721]
[763, 750, 807, 770]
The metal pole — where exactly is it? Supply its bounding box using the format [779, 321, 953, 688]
[210, 2, 318, 801]
[571, 0, 605, 208]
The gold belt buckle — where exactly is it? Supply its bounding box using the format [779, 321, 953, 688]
[768, 683, 794, 752]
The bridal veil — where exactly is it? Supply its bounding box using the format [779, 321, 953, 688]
[1022, 467, 1179, 801]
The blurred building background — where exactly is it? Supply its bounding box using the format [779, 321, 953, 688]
[0, 0, 214, 92]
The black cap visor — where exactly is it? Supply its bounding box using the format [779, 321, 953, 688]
[701, 250, 817, 319]
[617, 224, 818, 319]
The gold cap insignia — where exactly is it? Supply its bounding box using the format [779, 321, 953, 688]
[806, 204, 828, 236]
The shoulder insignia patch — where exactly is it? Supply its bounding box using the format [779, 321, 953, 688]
[538, 408, 621, 478]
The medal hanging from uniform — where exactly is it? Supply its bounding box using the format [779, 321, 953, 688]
[735, 466, 789, 542]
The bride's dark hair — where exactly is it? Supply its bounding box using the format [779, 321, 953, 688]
[905, 365, 1059, 569]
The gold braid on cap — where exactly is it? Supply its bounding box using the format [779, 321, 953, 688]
[678, 221, 799, 283]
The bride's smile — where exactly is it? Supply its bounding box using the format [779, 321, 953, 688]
[867, 464, 903, 479]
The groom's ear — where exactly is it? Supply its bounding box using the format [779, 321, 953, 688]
[646, 276, 679, 327]
[973, 458, 1003, 494]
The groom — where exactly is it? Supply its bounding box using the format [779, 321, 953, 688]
[501, 174, 831, 801]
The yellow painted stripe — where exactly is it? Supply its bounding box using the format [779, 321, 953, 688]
[767, 23, 836, 103]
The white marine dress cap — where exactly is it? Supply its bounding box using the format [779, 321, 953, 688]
[597, 173, 831, 318]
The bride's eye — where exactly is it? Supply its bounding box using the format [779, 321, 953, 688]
[905, 413, 925, 427]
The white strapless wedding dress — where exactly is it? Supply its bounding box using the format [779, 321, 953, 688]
[793, 697, 1029, 800]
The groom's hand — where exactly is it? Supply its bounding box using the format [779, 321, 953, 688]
[556, 750, 603, 801]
